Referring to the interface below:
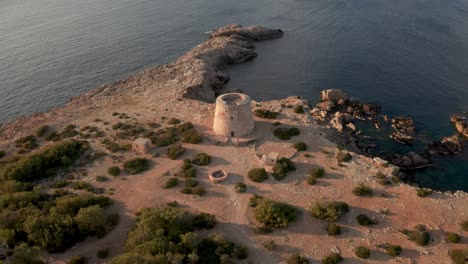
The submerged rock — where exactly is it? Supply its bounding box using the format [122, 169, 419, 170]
[393, 152, 432, 169]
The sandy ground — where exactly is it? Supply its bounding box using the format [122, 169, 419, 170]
[45, 98, 468, 264]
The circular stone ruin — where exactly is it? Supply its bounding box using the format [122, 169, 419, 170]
[208, 169, 229, 183]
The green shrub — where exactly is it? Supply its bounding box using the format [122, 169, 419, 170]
[180, 187, 193, 194]
[74, 205, 108, 237]
[192, 186, 206, 196]
[274, 128, 292, 140]
[15, 135, 38, 149]
[354, 246, 370, 259]
[262, 240, 276, 250]
[96, 176, 108, 182]
[192, 213, 217, 229]
[123, 158, 149, 174]
[181, 167, 197, 178]
[107, 166, 121, 176]
[192, 153, 211, 166]
[384, 244, 402, 257]
[402, 228, 430, 246]
[0, 150, 5, 158]
[35, 125, 50, 137]
[253, 226, 273, 234]
[163, 178, 178, 189]
[167, 201, 178, 207]
[460, 220, 468, 231]
[288, 254, 309, 264]
[272, 158, 295, 181]
[180, 129, 203, 144]
[336, 152, 352, 162]
[2, 140, 87, 182]
[307, 176, 316, 185]
[185, 179, 198, 188]
[97, 247, 110, 258]
[254, 109, 278, 119]
[352, 184, 373, 196]
[249, 194, 264, 208]
[326, 223, 341, 236]
[176, 122, 193, 134]
[321, 253, 342, 264]
[151, 131, 178, 147]
[450, 249, 468, 264]
[416, 188, 432, 197]
[294, 105, 305, 114]
[254, 199, 297, 228]
[446, 232, 460, 243]
[356, 214, 376, 226]
[248, 168, 268, 182]
[375, 172, 386, 179]
[310, 201, 349, 222]
[52, 179, 69, 189]
[293, 142, 307, 151]
[167, 118, 180, 125]
[235, 182, 247, 193]
[288, 127, 300, 136]
[167, 144, 185, 160]
[67, 255, 88, 264]
[309, 168, 325, 178]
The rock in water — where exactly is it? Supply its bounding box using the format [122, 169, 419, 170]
[451, 115, 468, 137]
[390, 117, 415, 145]
[393, 152, 432, 169]
[320, 89, 349, 105]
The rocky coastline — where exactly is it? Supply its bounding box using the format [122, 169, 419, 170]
[310, 88, 467, 188]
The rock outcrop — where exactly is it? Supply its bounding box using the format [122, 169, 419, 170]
[390, 117, 415, 145]
[320, 89, 349, 105]
[393, 152, 432, 169]
[451, 115, 468, 137]
[426, 135, 464, 156]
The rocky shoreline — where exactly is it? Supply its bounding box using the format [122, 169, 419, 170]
[310, 88, 467, 188]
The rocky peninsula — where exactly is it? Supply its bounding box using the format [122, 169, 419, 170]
[0, 24, 467, 264]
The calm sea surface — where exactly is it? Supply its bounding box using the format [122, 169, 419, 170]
[1, 0, 467, 190]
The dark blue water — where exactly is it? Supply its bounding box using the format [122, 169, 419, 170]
[1, 0, 467, 190]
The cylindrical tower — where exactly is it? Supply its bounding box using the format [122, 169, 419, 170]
[213, 93, 254, 137]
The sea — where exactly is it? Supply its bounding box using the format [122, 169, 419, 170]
[1, 0, 467, 191]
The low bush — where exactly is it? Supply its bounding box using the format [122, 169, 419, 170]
[254, 199, 297, 228]
[310, 201, 349, 222]
[35, 125, 50, 137]
[254, 109, 278, 119]
[192, 213, 217, 229]
[181, 167, 197, 178]
[336, 152, 352, 162]
[460, 220, 468, 231]
[274, 128, 292, 140]
[166, 117, 180, 125]
[384, 244, 402, 257]
[180, 187, 193, 195]
[288, 254, 309, 264]
[167, 201, 178, 207]
[167, 144, 185, 160]
[151, 131, 178, 147]
[95, 176, 108, 182]
[163, 178, 178, 189]
[2, 140, 87, 182]
[192, 153, 211, 166]
[450, 249, 468, 264]
[309, 168, 325, 178]
[192, 186, 206, 196]
[123, 158, 149, 174]
[235, 182, 247, 193]
[52, 179, 69, 189]
[416, 188, 432, 197]
[72, 182, 94, 192]
[253, 226, 273, 234]
[180, 128, 203, 144]
[107, 166, 120, 176]
[15, 135, 38, 150]
[294, 105, 305, 114]
[96, 247, 110, 258]
[272, 158, 296, 181]
[249, 194, 264, 208]
[402, 227, 430, 246]
[67, 255, 88, 264]
[248, 168, 268, 182]
[185, 179, 198, 188]
[356, 214, 376, 226]
[354, 246, 370, 259]
[326, 223, 341, 236]
[0, 150, 5, 158]
[446, 232, 460, 243]
[293, 142, 307, 151]
[288, 127, 300, 136]
[352, 184, 373, 196]
[321, 253, 343, 264]
[307, 176, 316, 185]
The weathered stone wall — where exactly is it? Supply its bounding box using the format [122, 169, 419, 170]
[213, 93, 254, 137]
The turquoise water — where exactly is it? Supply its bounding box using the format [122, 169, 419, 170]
[1, 0, 467, 190]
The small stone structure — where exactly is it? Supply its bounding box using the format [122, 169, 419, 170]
[261, 152, 279, 166]
[213, 93, 254, 138]
[132, 138, 152, 154]
[208, 169, 228, 183]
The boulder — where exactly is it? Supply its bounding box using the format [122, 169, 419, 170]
[393, 152, 432, 169]
[390, 131, 414, 145]
[320, 89, 349, 105]
[316, 101, 335, 112]
[451, 115, 468, 137]
[330, 112, 344, 132]
[391, 117, 415, 132]
[426, 135, 463, 156]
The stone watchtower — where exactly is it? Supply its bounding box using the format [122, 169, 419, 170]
[213, 93, 254, 138]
